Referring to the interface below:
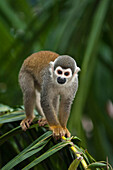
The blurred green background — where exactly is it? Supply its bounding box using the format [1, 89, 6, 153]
[0, 0, 113, 166]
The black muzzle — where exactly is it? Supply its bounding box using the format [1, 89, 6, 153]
[57, 77, 66, 84]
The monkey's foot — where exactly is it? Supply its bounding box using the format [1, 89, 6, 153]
[49, 125, 66, 139]
[62, 127, 71, 138]
[20, 116, 35, 131]
[38, 118, 48, 126]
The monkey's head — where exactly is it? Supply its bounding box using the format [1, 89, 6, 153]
[49, 55, 80, 86]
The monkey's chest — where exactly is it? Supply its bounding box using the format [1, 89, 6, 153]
[53, 84, 71, 97]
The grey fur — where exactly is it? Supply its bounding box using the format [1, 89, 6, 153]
[54, 55, 76, 74]
[19, 54, 80, 132]
[19, 71, 36, 117]
[40, 57, 78, 127]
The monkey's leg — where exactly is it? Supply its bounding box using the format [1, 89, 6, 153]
[19, 71, 36, 131]
[35, 90, 45, 117]
[35, 90, 48, 126]
[58, 97, 72, 137]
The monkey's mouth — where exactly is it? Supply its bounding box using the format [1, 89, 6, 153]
[57, 77, 66, 84]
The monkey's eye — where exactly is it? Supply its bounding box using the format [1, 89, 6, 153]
[64, 71, 70, 76]
[57, 70, 62, 75]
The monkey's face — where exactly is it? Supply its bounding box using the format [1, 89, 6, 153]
[54, 66, 72, 85]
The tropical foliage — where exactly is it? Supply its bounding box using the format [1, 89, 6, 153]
[0, 105, 112, 169]
[0, 0, 113, 168]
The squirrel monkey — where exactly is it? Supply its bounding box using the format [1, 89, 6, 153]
[19, 51, 80, 138]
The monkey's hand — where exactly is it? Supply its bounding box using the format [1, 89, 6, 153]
[62, 127, 71, 138]
[49, 125, 66, 139]
[38, 117, 48, 126]
[20, 115, 35, 131]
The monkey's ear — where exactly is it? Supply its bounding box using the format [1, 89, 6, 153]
[76, 66, 80, 73]
[49, 61, 54, 77]
[72, 66, 80, 82]
[49, 61, 54, 67]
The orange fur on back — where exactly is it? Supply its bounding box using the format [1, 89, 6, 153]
[23, 51, 59, 72]
[21, 51, 59, 85]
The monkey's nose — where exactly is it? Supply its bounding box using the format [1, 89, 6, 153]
[57, 77, 66, 84]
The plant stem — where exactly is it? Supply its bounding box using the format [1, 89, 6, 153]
[62, 136, 88, 169]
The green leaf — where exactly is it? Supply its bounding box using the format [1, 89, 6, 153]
[0, 109, 39, 124]
[22, 141, 71, 170]
[0, 1, 26, 29]
[71, 136, 81, 147]
[87, 162, 108, 169]
[0, 110, 25, 123]
[0, 104, 13, 113]
[85, 150, 96, 163]
[0, 126, 21, 145]
[68, 157, 82, 170]
[1, 131, 52, 170]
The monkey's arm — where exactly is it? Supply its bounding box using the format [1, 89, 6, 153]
[59, 84, 78, 137]
[58, 96, 72, 137]
[41, 93, 59, 126]
[41, 90, 66, 137]
[59, 97, 72, 127]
